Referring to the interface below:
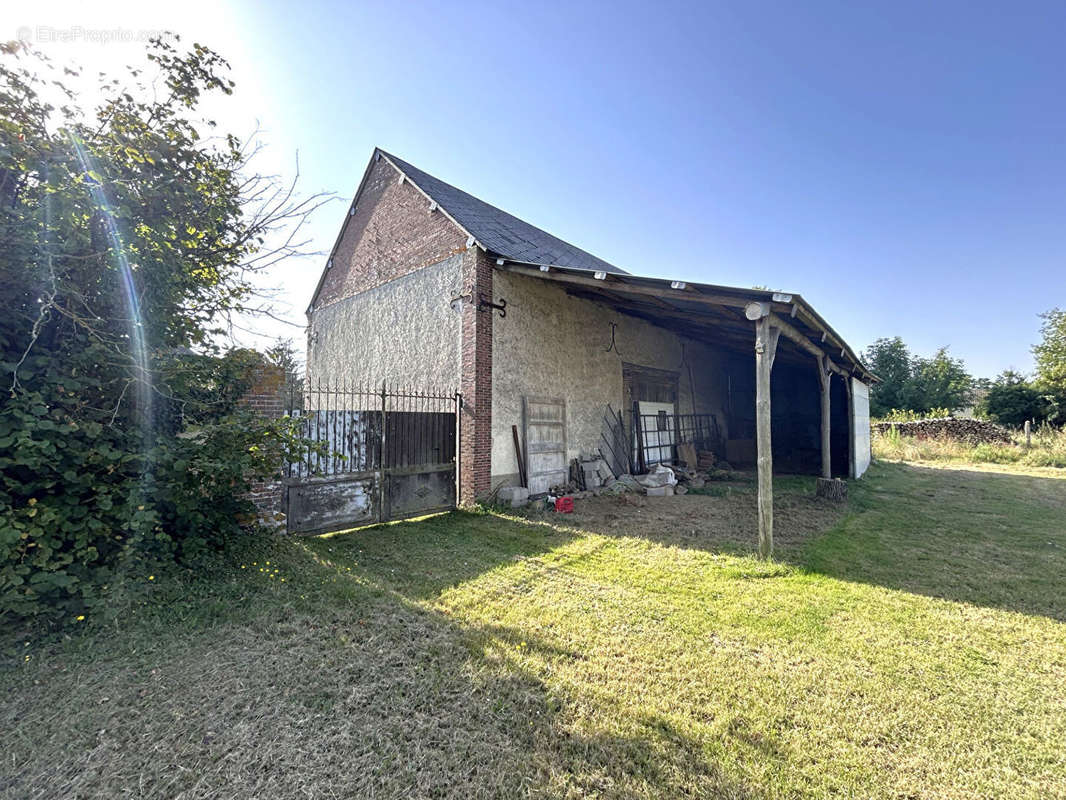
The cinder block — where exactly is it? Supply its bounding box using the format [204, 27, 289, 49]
[645, 486, 675, 497]
[498, 486, 530, 507]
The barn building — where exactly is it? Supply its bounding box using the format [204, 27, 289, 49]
[304, 148, 875, 552]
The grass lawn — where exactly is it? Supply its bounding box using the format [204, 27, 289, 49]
[2, 461, 1065, 798]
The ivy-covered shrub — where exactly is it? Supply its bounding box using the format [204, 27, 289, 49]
[0, 39, 322, 624]
[0, 365, 146, 618]
[0, 349, 304, 621]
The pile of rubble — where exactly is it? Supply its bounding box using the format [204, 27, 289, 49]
[497, 448, 741, 509]
[561, 449, 736, 499]
[872, 418, 1012, 445]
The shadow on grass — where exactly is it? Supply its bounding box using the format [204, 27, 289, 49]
[2, 512, 754, 799]
[796, 460, 1066, 621]
[317, 460, 1066, 626]
[304, 516, 755, 797]
[304, 510, 579, 599]
[553, 474, 844, 559]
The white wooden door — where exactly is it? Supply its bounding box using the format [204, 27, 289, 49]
[637, 401, 675, 466]
[523, 397, 568, 495]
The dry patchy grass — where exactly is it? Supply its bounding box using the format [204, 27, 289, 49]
[2, 465, 1065, 798]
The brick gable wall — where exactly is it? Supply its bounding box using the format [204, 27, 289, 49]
[314, 156, 469, 308]
[309, 154, 494, 505]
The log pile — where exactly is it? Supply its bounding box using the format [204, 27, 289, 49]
[872, 418, 1012, 445]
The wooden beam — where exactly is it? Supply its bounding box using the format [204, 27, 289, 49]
[502, 263, 757, 309]
[563, 289, 763, 350]
[817, 354, 832, 479]
[755, 316, 776, 559]
[767, 313, 850, 378]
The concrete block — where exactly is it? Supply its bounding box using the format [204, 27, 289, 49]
[594, 459, 614, 481]
[645, 485, 674, 497]
[499, 486, 530, 508]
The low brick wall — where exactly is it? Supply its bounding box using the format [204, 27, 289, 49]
[238, 362, 287, 530]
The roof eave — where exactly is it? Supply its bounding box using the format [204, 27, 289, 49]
[493, 257, 878, 383]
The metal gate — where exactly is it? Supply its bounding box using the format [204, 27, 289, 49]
[285, 382, 460, 534]
[630, 408, 721, 473]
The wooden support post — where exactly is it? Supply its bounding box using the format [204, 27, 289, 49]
[754, 315, 777, 559]
[818, 354, 832, 479]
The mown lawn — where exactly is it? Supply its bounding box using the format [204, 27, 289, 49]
[2, 461, 1065, 798]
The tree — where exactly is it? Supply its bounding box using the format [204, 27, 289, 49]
[905, 347, 973, 413]
[0, 38, 326, 620]
[981, 370, 1045, 427]
[265, 337, 303, 407]
[1034, 309, 1066, 391]
[863, 337, 973, 416]
[863, 337, 912, 416]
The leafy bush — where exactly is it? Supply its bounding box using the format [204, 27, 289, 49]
[0, 40, 323, 624]
[0, 350, 306, 621]
[0, 368, 146, 618]
[981, 372, 1047, 427]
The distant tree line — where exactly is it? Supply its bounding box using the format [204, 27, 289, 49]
[982, 310, 1066, 427]
[861, 338, 973, 417]
[863, 309, 1066, 427]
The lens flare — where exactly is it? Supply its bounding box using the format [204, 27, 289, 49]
[67, 131, 152, 438]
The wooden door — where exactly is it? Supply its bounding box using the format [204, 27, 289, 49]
[523, 396, 568, 495]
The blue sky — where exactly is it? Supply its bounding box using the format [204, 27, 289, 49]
[17, 0, 1066, 376]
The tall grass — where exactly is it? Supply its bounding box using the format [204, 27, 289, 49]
[873, 408, 953, 423]
[873, 422, 1066, 468]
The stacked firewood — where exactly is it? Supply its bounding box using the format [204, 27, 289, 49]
[872, 418, 1012, 445]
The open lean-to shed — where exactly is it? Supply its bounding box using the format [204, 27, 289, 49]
[305, 148, 877, 555]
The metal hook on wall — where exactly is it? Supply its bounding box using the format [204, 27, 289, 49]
[605, 321, 618, 353]
[477, 293, 507, 318]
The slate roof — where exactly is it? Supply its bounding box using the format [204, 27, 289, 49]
[379, 150, 627, 275]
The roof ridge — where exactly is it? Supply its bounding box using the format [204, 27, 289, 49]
[376, 148, 628, 275]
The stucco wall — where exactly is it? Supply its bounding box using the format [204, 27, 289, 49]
[307, 255, 463, 390]
[490, 271, 730, 486]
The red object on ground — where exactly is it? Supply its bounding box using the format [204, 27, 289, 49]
[554, 496, 574, 513]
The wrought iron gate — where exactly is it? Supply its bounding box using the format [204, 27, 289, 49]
[285, 382, 460, 534]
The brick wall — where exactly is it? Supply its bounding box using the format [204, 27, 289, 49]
[313, 155, 468, 311]
[459, 248, 493, 504]
[309, 151, 494, 506]
[238, 362, 287, 530]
